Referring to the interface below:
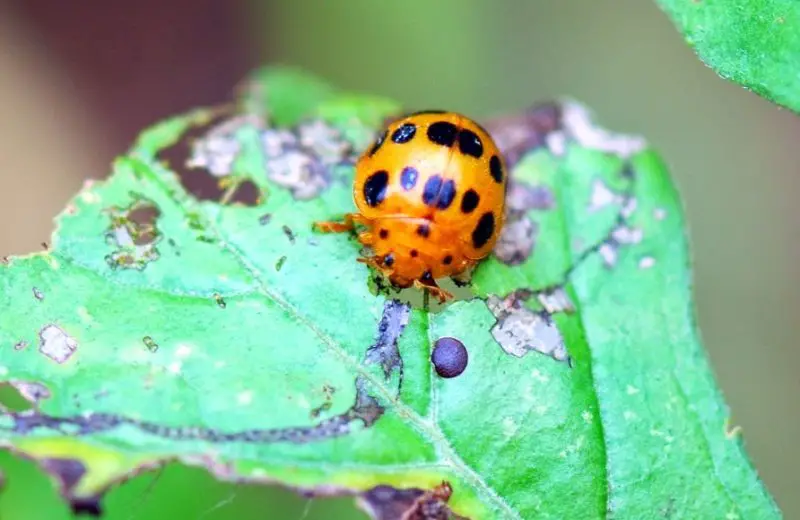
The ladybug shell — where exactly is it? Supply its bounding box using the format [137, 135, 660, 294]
[351, 111, 507, 285]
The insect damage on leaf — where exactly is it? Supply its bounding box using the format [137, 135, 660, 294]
[156, 111, 265, 207]
[3, 376, 382, 444]
[358, 481, 466, 520]
[103, 197, 162, 270]
[487, 289, 570, 363]
[477, 99, 644, 364]
[364, 299, 411, 380]
[493, 180, 554, 266]
[0, 67, 780, 520]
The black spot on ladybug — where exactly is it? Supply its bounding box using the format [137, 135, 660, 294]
[379, 229, 389, 239]
[427, 121, 458, 147]
[461, 189, 480, 214]
[436, 180, 456, 210]
[471, 211, 495, 249]
[489, 155, 503, 183]
[443, 255, 453, 265]
[369, 130, 388, 157]
[422, 175, 457, 210]
[400, 166, 419, 191]
[391, 123, 416, 144]
[364, 170, 389, 207]
[458, 129, 483, 158]
[422, 175, 443, 206]
[431, 337, 468, 378]
[383, 253, 394, 267]
[416, 223, 430, 238]
[410, 249, 419, 258]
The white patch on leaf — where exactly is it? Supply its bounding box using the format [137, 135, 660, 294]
[588, 179, 624, 213]
[38, 325, 78, 364]
[536, 287, 575, 314]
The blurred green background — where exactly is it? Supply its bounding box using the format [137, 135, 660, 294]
[1, 0, 798, 518]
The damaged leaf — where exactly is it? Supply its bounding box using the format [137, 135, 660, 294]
[655, 0, 800, 113]
[0, 67, 780, 519]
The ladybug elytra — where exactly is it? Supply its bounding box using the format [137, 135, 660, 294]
[314, 110, 506, 302]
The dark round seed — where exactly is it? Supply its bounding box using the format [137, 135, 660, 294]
[431, 337, 468, 378]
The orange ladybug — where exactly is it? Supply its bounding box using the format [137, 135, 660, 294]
[314, 110, 506, 302]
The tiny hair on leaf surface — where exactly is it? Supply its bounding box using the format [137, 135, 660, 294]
[654, 0, 800, 114]
[0, 65, 781, 519]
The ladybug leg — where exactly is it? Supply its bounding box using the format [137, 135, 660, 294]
[313, 213, 369, 233]
[413, 273, 453, 303]
[356, 256, 382, 270]
[356, 231, 374, 246]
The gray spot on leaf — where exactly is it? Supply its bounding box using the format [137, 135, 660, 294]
[187, 114, 264, 177]
[494, 217, 538, 266]
[365, 300, 411, 379]
[507, 180, 555, 212]
[487, 291, 570, 364]
[495, 180, 552, 265]
[261, 119, 357, 200]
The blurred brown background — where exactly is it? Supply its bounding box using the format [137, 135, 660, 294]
[1, 0, 798, 518]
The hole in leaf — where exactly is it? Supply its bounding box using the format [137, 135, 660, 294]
[155, 110, 263, 207]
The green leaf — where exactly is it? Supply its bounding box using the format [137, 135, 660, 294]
[654, 0, 800, 113]
[0, 67, 780, 519]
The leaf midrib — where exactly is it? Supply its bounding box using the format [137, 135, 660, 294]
[135, 156, 523, 519]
